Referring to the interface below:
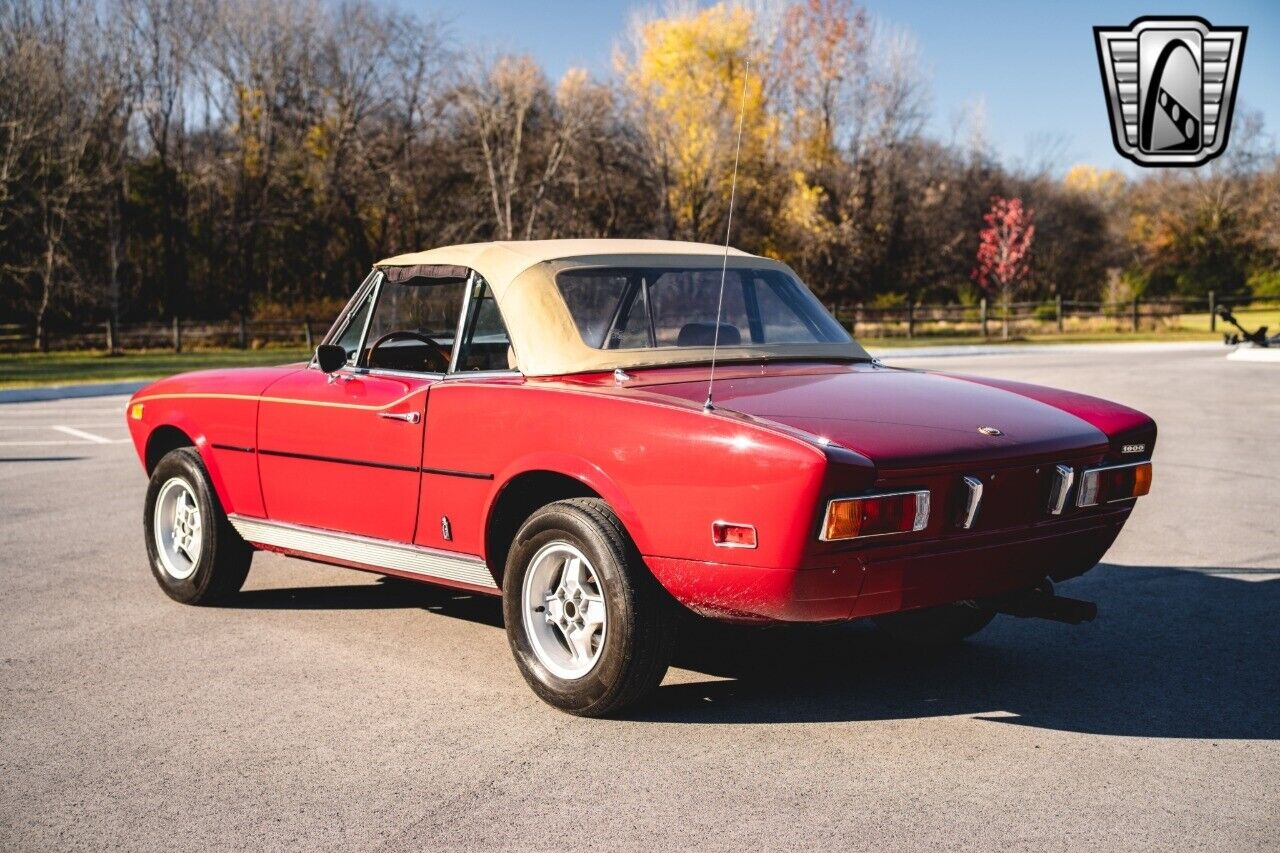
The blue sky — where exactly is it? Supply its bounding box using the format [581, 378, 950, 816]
[419, 0, 1279, 173]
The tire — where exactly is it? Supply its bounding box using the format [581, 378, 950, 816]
[873, 603, 996, 647]
[144, 447, 252, 605]
[503, 498, 676, 717]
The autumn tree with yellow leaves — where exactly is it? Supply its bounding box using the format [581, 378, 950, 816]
[618, 3, 773, 242]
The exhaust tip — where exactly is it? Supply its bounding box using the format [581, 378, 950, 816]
[988, 585, 1098, 625]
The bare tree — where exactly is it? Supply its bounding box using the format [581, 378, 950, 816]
[452, 55, 602, 241]
[776, 0, 868, 161]
[522, 68, 605, 239]
[455, 55, 545, 240]
[118, 0, 212, 314]
[1, 0, 128, 348]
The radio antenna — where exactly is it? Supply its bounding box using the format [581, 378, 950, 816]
[703, 61, 750, 413]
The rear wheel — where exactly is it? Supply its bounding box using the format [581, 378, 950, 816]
[503, 498, 676, 717]
[144, 447, 252, 605]
[873, 603, 995, 647]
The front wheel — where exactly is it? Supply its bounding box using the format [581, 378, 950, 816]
[503, 498, 676, 717]
[144, 447, 252, 605]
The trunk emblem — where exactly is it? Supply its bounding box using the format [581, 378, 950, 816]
[977, 426, 1003, 436]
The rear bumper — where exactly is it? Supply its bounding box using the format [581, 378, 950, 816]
[645, 507, 1131, 623]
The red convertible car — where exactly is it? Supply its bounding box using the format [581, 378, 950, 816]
[127, 239, 1155, 716]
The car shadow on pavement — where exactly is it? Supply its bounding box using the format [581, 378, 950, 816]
[232, 577, 505, 628]
[225, 562, 1277, 739]
[637, 563, 1280, 739]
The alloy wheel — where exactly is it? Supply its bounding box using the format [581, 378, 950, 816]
[521, 541, 608, 680]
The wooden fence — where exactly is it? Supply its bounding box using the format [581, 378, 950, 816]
[831, 293, 1275, 340]
[1, 293, 1275, 353]
[0, 317, 323, 354]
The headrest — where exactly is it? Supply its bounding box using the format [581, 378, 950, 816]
[677, 322, 741, 347]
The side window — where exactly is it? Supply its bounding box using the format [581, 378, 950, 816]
[455, 278, 514, 372]
[611, 282, 653, 348]
[556, 271, 628, 348]
[362, 276, 468, 373]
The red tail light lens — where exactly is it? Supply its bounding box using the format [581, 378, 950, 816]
[711, 521, 758, 549]
[821, 490, 931, 541]
[1076, 461, 1152, 507]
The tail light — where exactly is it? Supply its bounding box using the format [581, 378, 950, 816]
[1076, 461, 1152, 507]
[821, 490, 930, 541]
[711, 521, 757, 549]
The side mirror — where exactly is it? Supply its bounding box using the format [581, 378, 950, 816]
[315, 344, 347, 374]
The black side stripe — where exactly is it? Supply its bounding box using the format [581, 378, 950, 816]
[245, 446, 494, 480]
[420, 466, 495, 481]
[212, 443, 255, 454]
[257, 447, 419, 473]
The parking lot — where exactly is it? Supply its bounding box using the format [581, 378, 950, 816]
[1, 344, 1276, 850]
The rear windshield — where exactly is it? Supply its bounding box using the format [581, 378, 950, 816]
[555, 266, 851, 350]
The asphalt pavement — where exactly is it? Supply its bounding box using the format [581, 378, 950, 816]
[0, 345, 1276, 851]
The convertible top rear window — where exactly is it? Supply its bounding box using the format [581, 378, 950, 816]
[555, 266, 851, 350]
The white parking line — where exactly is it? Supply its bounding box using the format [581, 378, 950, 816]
[0, 439, 131, 447]
[0, 408, 127, 416]
[51, 425, 115, 444]
[0, 423, 125, 430]
[1206, 572, 1280, 583]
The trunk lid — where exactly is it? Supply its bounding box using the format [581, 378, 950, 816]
[634, 364, 1107, 471]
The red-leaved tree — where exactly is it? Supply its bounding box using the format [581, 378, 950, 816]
[973, 196, 1035, 339]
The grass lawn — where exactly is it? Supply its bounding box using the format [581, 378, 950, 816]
[0, 348, 312, 389]
[859, 330, 1217, 350]
[3, 305, 1276, 389]
[1177, 305, 1280, 336]
[859, 306, 1280, 350]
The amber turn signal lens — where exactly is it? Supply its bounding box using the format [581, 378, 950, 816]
[1132, 462, 1152, 497]
[1076, 461, 1152, 507]
[824, 499, 863, 540]
[129, 403, 144, 420]
[821, 491, 930, 541]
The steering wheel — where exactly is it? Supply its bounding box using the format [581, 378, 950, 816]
[366, 330, 452, 372]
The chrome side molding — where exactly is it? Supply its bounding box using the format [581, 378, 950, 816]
[227, 515, 498, 590]
[1048, 464, 1075, 515]
[957, 475, 984, 529]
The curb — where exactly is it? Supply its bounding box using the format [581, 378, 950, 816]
[0, 381, 148, 404]
[1226, 347, 1280, 363]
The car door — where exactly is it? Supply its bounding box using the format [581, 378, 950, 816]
[257, 268, 471, 542]
[413, 276, 521, 554]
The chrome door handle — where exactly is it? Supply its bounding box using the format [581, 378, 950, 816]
[378, 411, 421, 424]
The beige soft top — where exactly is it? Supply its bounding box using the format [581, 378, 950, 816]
[376, 239, 869, 376]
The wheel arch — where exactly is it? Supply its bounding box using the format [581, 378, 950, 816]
[140, 416, 239, 513]
[144, 424, 196, 474]
[483, 457, 647, 589]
